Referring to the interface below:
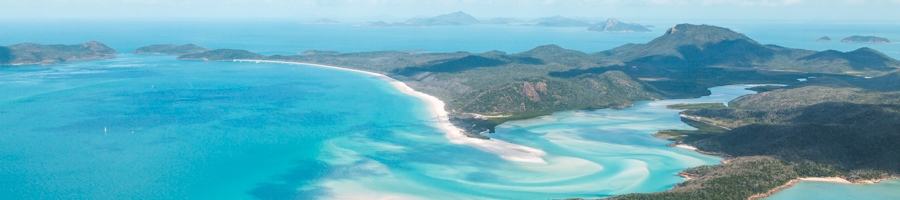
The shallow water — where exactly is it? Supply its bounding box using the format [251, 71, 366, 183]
[2, 21, 898, 199]
[0, 52, 751, 199]
[765, 179, 900, 200]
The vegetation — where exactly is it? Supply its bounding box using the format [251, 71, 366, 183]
[0, 41, 118, 65]
[173, 23, 900, 138]
[629, 79, 900, 199]
[171, 23, 900, 199]
[653, 117, 729, 142]
[841, 35, 891, 43]
[604, 156, 842, 200]
[132, 44, 210, 55]
[177, 49, 265, 61]
[814, 36, 832, 42]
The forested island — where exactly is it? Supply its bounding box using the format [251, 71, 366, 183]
[132, 44, 210, 55]
[813, 36, 831, 42]
[166, 23, 899, 199]
[0, 41, 118, 66]
[841, 35, 891, 43]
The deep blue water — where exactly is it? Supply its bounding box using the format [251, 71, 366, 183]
[1, 20, 898, 199]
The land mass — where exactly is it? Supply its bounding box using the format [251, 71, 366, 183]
[369, 11, 482, 27]
[0, 41, 118, 66]
[174, 23, 900, 136]
[841, 35, 891, 43]
[813, 36, 832, 42]
[587, 18, 651, 33]
[619, 76, 900, 199]
[132, 44, 211, 55]
[365, 12, 647, 33]
[171, 24, 900, 199]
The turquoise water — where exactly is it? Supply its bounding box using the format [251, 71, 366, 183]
[765, 180, 900, 200]
[0, 53, 746, 199]
[2, 21, 899, 199]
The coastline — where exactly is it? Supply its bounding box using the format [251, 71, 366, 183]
[232, 59, 548, 164]
[0, 56, 117, 66]
[748, 177, 898, 200]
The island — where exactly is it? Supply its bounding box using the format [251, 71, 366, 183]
[302, 18, 341, 24]
[171, 24, 900, 199]
[0, 41, 118, 66]
[369, 11, 482, 28]
[813, 36, 832, 42]
[841, 35, 891, 43]
[132, 44, 211, 55]
[587, 18, 651, 33]
[176, 49, 265, 61]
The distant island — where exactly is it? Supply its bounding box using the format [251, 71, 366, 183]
[587, 18, 651, 33]
[132, 44, 211, 55]
[176, 49, 265, 61]
[365, 11, 649, 33]
[406, 11, 482, 26]
[0, 41, 117, 66]
[303, 18, 341, 24]
[841, 35, 891, 43]
[369, 11, 482, 28]
[813, 36, 832, 42]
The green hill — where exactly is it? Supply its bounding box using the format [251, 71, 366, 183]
[0, 41, 118, 66]
[132, 44, 211, 55]
[595, 24, 757, 60]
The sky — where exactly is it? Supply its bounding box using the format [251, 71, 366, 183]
[1, 0, 899, 22]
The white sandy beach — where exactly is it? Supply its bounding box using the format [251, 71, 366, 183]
[672, 144, 698, 150]
[799, 177, 852, 183]
[234, 59, 548, 163]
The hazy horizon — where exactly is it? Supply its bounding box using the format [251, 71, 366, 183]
[2, 0, 899, 23]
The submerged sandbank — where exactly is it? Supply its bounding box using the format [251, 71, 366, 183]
[233, 59, 548, 163]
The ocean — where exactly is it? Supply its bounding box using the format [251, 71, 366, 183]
[1, 20, 898, 199]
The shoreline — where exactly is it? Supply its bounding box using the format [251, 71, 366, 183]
[749, 177, 898, 200]
[232, 59, 548, 164]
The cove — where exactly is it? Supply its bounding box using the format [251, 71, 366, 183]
[0, 53, 761, 199]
